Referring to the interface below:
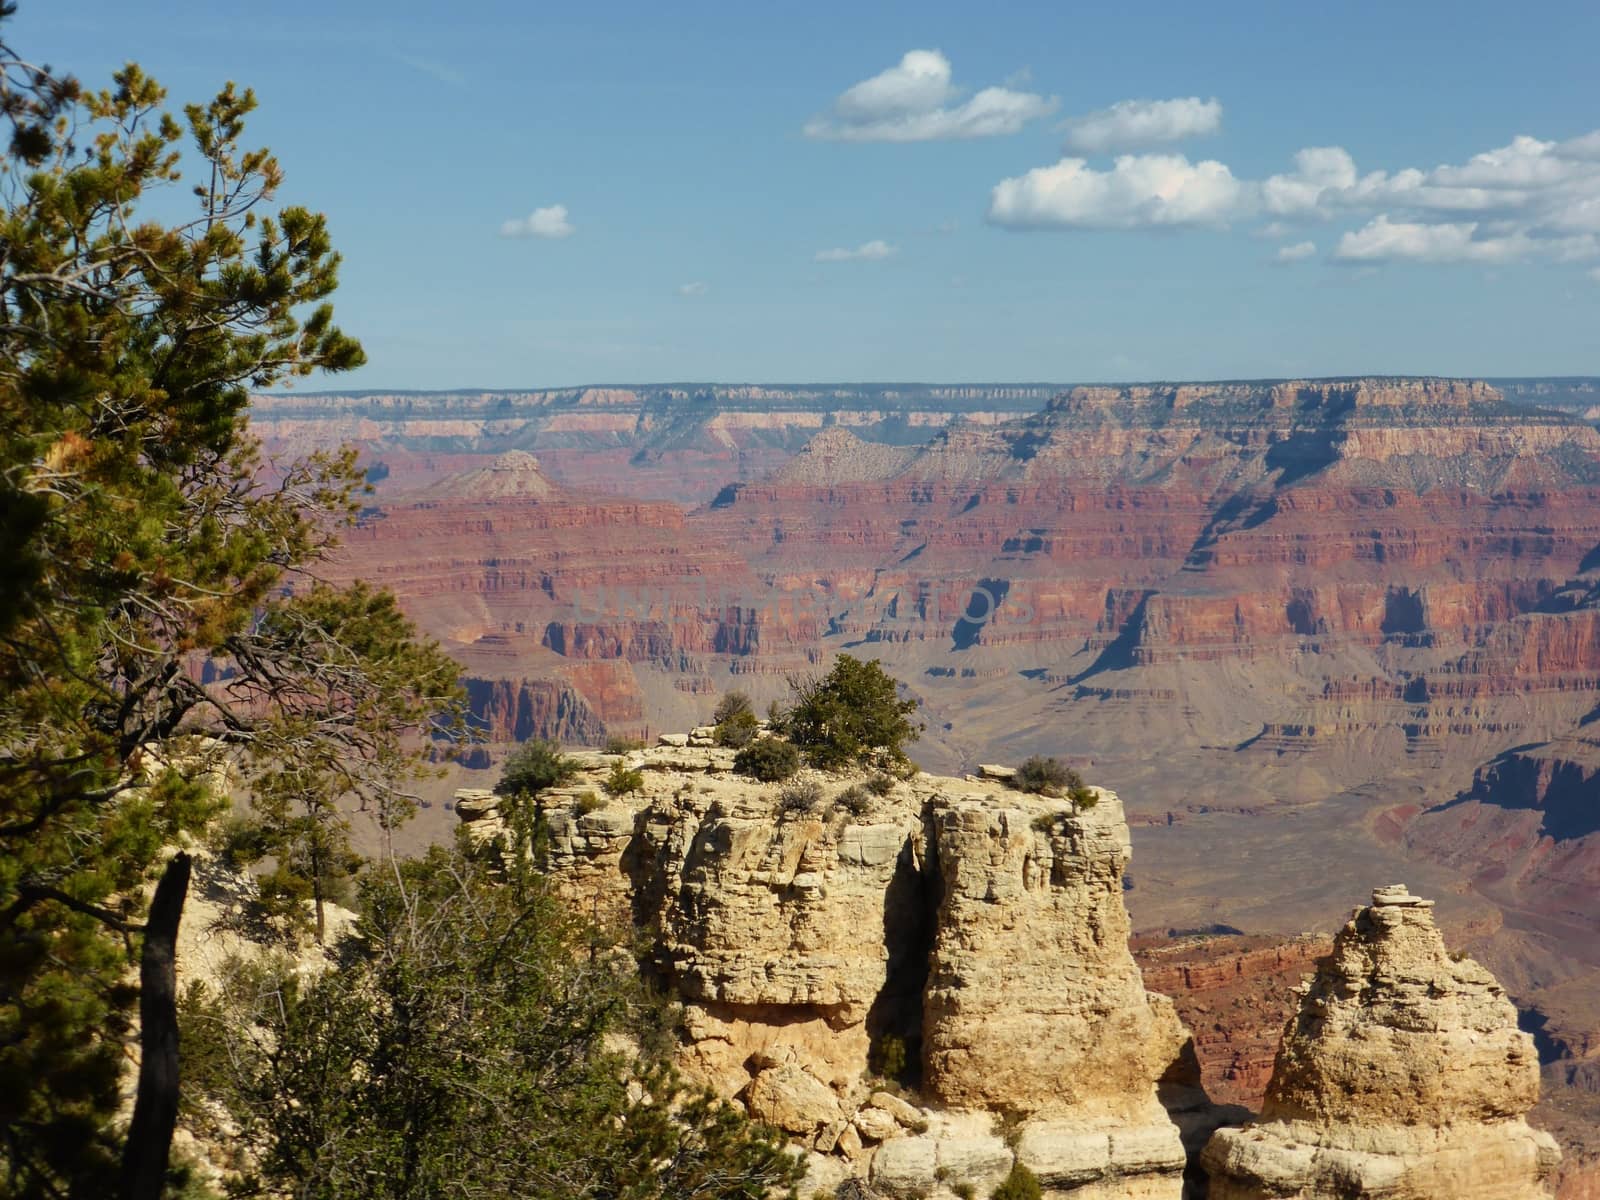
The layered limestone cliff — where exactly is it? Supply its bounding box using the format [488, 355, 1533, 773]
[1203, 884, 1561, 1199]
[457, 740, 1197, 1198]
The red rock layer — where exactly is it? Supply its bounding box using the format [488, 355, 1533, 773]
[1134, 933, 1332, 1110]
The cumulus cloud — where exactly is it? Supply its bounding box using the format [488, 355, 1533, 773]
[1262, 135, 1600, 230]
[500, 204, 574, 239]
[677, 281, 708, 297]
[1059, 97, 1222, 154]
[1332, 218, 1597, 266]
[988, 154, 1247, 230]
[1332, 216, 1532, 264]
[814, 239, 897, 262]
[804, 49, 1056, 142]
[1275, 240, 1317, 264]
[988, 122, 1600, 270]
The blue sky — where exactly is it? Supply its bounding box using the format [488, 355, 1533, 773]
[18, 0, 1600, 387]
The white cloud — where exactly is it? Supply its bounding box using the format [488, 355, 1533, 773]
[677, 281, 708, 297]
[814, 239, 897, 262]
[804, 49, 1056, 142]
[1332, 216, 1533, 264]
[1261, 134, 1600, 234]
[988, 154, 1247, 230]
[1275, 240, 1317, 264]
[1262, 147, 1359, 217]
[500, 204, 574, 239]
[988, 124, 1600, 265]
[1059, 97, 1222, 154]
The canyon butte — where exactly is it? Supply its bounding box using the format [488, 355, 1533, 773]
[451, 739, 1561, 1197]
[257, 376, 1600, 1193]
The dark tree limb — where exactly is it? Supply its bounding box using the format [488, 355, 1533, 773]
[119, 851, 191, 1200]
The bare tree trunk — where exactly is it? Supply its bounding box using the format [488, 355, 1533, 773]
[311, 829, 326, 945]
[120, 851, 191, 1200]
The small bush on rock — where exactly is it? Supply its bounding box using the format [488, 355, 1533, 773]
[990, 1163, 1041, 1200]
[1014, 756, 1098, 807]
[869, 1032, 908, 1082]
[713, 691, 754, 724]
[496, 739, 578, 797]
[713, 708, 759, 748]
[604, 761, 644, 796]
[1014, 756, 1079, 797]
[733, 736, 800, 782]
[837, 784, 874, 817]
[604, 734, 645, 754]
[778, 780, 824, 816]
[576, 790, 604, 815]
[865, 772, 897, 797]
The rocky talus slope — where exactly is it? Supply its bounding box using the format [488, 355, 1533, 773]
[457, 740, 1202, 1198]
[1203, 885, 1561, 1199]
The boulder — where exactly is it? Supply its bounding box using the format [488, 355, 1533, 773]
[744, 1063, 841, 1136]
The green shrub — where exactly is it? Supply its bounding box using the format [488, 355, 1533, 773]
[603, 761, 644, 796]
[733, 736, 801, 782]
[1013, 756, 1080, 797]
[837, 783, 874, 817]
[713, 708, 759, 748]
[604, 734, 645, 754]
[575, 790, 604, 815]
[865, 772, 897, 797]
[869, 1032, 908, 1082]
[496, 739, 578, 797]
[953, 1185, 976, 1200]
[786, 654, 921, 771]
[990, 1162, 1041, 1200]
[713, 691, 754, 724]
[778, 780, 824, 816]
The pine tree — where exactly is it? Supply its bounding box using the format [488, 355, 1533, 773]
[0, 14, 462, 1194]
[183, 845, 804, 1200]
[785, 655, 922, 770]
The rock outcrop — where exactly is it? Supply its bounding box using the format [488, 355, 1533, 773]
[1203, 884, 1561, 1199]
[457, 743, 1198, 1198]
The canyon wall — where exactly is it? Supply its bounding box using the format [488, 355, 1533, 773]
[250, 383, 1063, 504]
[308, 377, 1600, 1181]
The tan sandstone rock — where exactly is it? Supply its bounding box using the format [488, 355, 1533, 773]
[922, 788, 1191, 1199]
[1203, 884, 1562, 1199]
[460, 751, 1197, 1199]
[744, 1062, 842, 1137]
